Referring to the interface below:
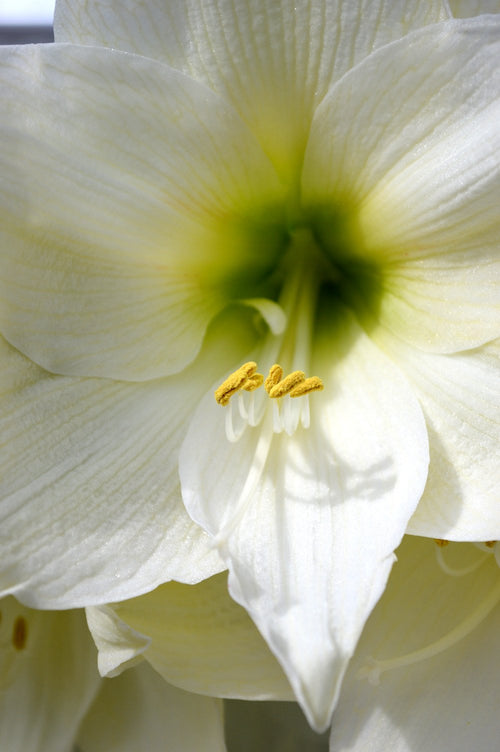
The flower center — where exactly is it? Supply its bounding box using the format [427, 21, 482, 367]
[214, 228, 332, 442]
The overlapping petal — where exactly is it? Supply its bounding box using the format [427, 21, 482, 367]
[0, 597, 100, 752]
[54, 0, 448, 181]
[0, 44, 285, 380]
[179, 305, 429, 730]
[87, 573, 293, 700]
[329, 536, 500, 752]
[0, 306, 261, 608]
[303, 18, 500, 352]
[76, 662, 227, 752]
[374, 334, 500, 540]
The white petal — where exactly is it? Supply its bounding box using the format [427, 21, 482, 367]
[448, 0, 500, 16]
[54, 0, 448, 181]
[77, 661, 227, 752]
[85, 606, 150, 678]
[88, 574, 293, 700]
[375, 334, 500, 540]
[0, 597, 100, 752]
[0, 307, 264, 607]
[0, 44, 285, 379]
[180, 306, 429, 731]
[303, 18, 500, 352]
[330, 536, 500, 752]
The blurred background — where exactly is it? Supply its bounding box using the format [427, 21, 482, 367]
[0, 0, 55, 43]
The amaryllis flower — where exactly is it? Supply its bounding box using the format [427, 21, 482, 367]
[0, 0, 499, 733]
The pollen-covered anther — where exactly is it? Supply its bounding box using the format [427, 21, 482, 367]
[269, 370, 306, 398]
[214, 362, 263, 406]
[266, 366, 323, 400]
[264, 364, 284, 394]
[484, 541, 497, 548]
[289, 376, 324, 397]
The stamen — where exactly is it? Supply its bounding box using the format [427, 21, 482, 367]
[264, 364, 283, 394]
[215, 362, 263, 406]
[217, 360, 324, 440]
[289, 376, 324, 397]
[435, 545, 489, 577]
[225, 398, 247, 443]
[265, 364, 324, 400]
[269, 370, 306, 398]
[358, 578, 500, 685]
[475, 541, 499, 555]
[273, 400, 284, 433]
[282, 394, 301, 436]
[300, 395, 311, 429]
[237, 392, 248, 420]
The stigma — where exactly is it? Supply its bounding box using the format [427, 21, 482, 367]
[215, 362, 323, 442]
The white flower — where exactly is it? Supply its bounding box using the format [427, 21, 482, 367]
[0, 0, 499, 732]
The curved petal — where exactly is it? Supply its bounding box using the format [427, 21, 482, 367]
[54, 0, 448, 181]
[87, 573, 293, 700]
[0, 597, 100, 752]
[85, 606, 151, 678]
[0, 43, 285, 379]
[330, 535, 500, 752]
[179, 305, 429, 731]
[303, 18, 500, 352]
[76, 661, 227, 752]
[0, 305, 261, 608]
[375, 334, 500, 540]
[118, 576, 293, 700]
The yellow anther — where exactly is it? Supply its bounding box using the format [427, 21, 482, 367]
[264, 364, 283, 394]
[243, 372, 264, 392]
[289, 376, 324, 397]
[435, 539, 450, 547]
[215, 362, 263, 406]
[269, 370, 306, 399]
[484, 541, 497, 548]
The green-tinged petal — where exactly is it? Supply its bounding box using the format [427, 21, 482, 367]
[0, 597, 100, 752]
[54, 0, 448, 181]
[375, 334, 500, 540]
[303, 18, 500, 352]
[88, 573, 293, 700]
[448, 0, 500, 16]
[0, 306, 263, 608]
[179, 305, 429, 731]
[329, 536, 500, 752]
[0, 44, 285, 380]
[77, 661, 227, 752]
